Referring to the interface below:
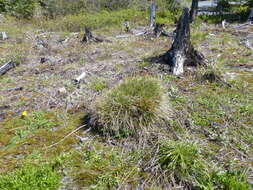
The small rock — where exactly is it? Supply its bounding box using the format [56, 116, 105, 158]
[58, 87, 67, 95]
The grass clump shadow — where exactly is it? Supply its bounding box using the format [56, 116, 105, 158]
[90, 76, 171, 140]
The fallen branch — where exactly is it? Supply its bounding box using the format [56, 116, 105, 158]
[233, 22, 253, 29]
[44, 125, 89, 149]
[73, 72, 86, 84]
[0, 61, 16, 75]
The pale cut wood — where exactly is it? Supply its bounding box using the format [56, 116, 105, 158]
[0, 61, 15, 75]
[74, 72, 86, 84]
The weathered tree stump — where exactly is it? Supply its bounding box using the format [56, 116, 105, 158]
[248, 8, 253, 22]
[149, 3, 156, 27]
[165, 8, 205, 75]
[81, 27, 104, 43]
[190, 0, 198, 23]
[153, 23, 171, 37]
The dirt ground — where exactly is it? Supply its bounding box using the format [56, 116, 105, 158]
[0, 22, 252, 120]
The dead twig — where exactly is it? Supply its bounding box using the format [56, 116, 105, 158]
[44, 125, 89, 149]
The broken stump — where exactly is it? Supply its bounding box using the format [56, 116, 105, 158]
[165, 8, 205, 75]
[81, 27, 104, 43]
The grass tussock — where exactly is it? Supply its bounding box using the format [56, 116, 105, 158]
[158, 140, 201, 180]
[92, 76, 171, 138]
[156, 140, 250, 189]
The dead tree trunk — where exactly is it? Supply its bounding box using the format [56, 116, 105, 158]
[149, 3, 156, 27]
[165, 8, 205, 75]
[190, 0, 198, 23]
[248, 8, 253, 22]
[0, 61, 15, 75]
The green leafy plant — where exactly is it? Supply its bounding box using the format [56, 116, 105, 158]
[213, 170, 250, 190]
[71, 143, 139, 189]
[90, 77, 107, 92]
[3, 0, 37, 19]
[0, 164, 60, 190]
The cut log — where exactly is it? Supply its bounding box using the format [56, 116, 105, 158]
[190, 0, 198, 23]
[73, 72, 86, 84]
[81, 28, 104, 43]
[0, 61, 16, 75]
[149, 3, 156, 27]
[165, 8, 205, 75]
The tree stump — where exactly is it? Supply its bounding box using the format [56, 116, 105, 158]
[248, 8, 253, 22]
[149, 3, 156, 27]
[190, 0, 198, 23]
[81, 27, 104, 43]
[165, 8, 205, 75]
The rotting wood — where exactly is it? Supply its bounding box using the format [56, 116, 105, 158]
[222, 20, 226, 29]
[190, 0, 198, 23]
[154, 23, 171, 37]
[149, 2, 156, 27]
[73, 72, 86, 84]
[116, 3, 170, 39]
[165, 8, 205, 75]
[81, 27, 106, 43]
[243, 34, 253, 51]
[5, 87, 23, 92]
[0, 61, 16, 75]
[248, 8, 253, 22]
[123, 21, 130, 32]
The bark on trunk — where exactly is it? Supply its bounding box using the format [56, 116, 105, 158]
[149, 3, 156, 27]
[248, 8, 253, 22]
[165, 8, 205, 75]
[190, 0, 198, 23]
